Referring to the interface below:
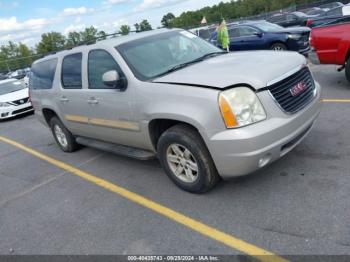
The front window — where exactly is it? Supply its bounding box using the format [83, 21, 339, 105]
[88, 49, 124, 89]
[0, 80, 26, 96]
[116, 30, 224, 80]
[238, 26, 260, 37]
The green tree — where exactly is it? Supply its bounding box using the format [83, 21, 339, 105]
[139, 20, 152, 31]
[134, 23, 140, 32]
[0, 42, 34, 72]
[36, 32, 66, 54]
[97, 30, 107, 40]
[119, 25, 131, 35]
[161, 13, 175, 27]
[66, 31, 81, 48]
[80, 26, 98, 43]
[18, 43, 32, 68]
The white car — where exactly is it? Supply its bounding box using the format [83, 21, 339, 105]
[0, 79, 33, 119]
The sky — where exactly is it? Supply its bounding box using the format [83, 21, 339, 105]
[0, 0, 228, 47]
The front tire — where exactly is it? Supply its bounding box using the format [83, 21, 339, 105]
[157, 124, 220, 193]
[346, 57, 350, 84]
[270, 42, 287, 51]
[50, 117, 79, 153]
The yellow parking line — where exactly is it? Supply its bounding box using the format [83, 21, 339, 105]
[322, 99, 350, 103]
[0, 135, 288, 262]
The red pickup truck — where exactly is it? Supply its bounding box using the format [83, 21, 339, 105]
[309, 17, 350, 83]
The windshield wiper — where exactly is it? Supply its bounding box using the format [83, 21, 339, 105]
[154, 51, 227, 78]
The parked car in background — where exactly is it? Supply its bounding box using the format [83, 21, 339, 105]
[0, 79, 33, 119]
[210, 21, 310, 54]
[0, 73, 8, 80]
[30, 28, 321, 193]
[9, 69, 26, 80]
[300, 7, 326, 16]
[189, 25, 217, 41]
[307, 4, 350, 27]
[267, 12, 309, 27]
[309, 16, 350, 83]
[319, 1, 344, 11]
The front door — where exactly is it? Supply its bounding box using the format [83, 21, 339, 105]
[81, 48, 144, 148]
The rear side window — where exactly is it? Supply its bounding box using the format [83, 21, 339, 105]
[88, 50, 123, 89]
[62, 53, 82, 89]
[30, 59, 58, 90]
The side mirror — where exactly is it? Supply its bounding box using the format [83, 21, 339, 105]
[102, 70, 120, 88]
[254, 32, 263, 38]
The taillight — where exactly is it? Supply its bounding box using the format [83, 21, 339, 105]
[306, 19, 313, 27]
[309, 34, 314, 49]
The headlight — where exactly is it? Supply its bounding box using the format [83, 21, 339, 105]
[219, 87, 266, 128]
[0, 102, 11, 108]
[288, 34, 302, 40]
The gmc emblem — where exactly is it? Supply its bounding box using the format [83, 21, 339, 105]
[290, 82, 307, 97]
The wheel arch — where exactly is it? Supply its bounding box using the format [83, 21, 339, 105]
[270, 41, 288, 49]
[42, 108, 59, 126]
[148, 118, 203, 151]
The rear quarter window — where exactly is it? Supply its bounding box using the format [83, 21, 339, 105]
[30, 59, 58, 90]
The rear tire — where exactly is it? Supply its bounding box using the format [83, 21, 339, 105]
[270, 42, 287, 51]
[346, 57, 350, 84]
[157, 124, 220, 194]
[50, 117, 79, 153]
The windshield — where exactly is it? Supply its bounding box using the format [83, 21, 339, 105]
[253, 22, 284, 32]
[0, 80, 26, 96]
[116, 30, 223, 80]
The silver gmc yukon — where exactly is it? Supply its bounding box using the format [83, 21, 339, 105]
[30, 29, 321, 193]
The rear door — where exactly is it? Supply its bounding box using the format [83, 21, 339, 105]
[55, 52, 92, 137]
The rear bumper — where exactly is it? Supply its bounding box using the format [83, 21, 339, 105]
[0, 103, 33, 119]
[207, 83, 321, 179]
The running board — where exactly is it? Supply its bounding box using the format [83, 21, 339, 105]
[76, 137, 156, 160]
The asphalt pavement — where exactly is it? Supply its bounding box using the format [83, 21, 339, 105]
[0, 64, 349, 260]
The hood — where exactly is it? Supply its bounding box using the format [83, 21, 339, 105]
[0, 88, 29, 103]
[153, 51, 306, 90]
[274, 26, 311, 34]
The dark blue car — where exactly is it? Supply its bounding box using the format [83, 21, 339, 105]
[209, 21, 311, 55]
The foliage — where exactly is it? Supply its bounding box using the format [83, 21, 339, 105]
[119, 25, 131, 35]
[135, 20, 152, 31]
[0, 41, 35, 72]
[168, 0, 318, 28]
[161, 13, 176, 27]
[36, 32, 66, 54]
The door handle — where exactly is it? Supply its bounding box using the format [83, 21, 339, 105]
[60, 97, 69, 103]
[87, 97, 99, 105]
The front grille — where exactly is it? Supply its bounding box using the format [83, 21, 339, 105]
[13, 106, 33, 115]
[267, 67, 316, 114]
[11, 97, 29, 106]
